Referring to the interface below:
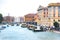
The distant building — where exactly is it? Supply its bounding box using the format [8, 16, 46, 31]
[20, 17, 24, 23]
[24, 14, 36, 22]
[24, 13, 38, 25]
[3, 16, 14, 23]
[14, 17, 20, 23]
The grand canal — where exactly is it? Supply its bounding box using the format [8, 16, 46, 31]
[0, 25, 60, 40]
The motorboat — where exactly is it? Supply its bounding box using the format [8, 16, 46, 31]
[33, 26, 43, 32]
[21, 23, 27, 28]
[0, 25, 6, 30]
[27, 24, 35, 30]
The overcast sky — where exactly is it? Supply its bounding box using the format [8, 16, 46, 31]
[0, 0, 60, 17]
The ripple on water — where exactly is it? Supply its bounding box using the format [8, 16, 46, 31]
[0, 26, 60, 40]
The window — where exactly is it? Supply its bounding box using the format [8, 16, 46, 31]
[53, 7, 56, 17]
[44, 12, 45, 14]
[44, 15, 45, 17]
[58, 20, 60, 22]
[58, 6, 60, 17]
[54, 20, 55, 21]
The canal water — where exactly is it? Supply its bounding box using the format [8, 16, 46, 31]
[0, 25, 60, 40]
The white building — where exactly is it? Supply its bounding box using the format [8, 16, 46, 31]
[14, 17, 20, 23]
[20, 17, 24, 23]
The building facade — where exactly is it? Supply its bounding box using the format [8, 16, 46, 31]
[20, 17, 24, 23]
[37, 3, 60, 27]
[24, 14, 36, 22]
[24, 13, 38, 25]
[37, 6, 48, 26]
[3, 16, 14, 23]
[48, 3, 60, 26]
[14, 17, 20, 23]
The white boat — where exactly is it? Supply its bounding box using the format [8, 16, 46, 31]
[0, 25, 6, 30]
[33, 26, 42, 32]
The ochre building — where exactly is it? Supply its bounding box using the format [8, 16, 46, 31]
[37, 3, 60, 26]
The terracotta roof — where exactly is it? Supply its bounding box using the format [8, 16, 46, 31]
[48, 3, 60, 6]
[25, 14, 36, 17]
